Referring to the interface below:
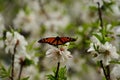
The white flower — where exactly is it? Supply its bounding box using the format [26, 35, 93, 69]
[5, 31, 28, 55]
[5, 31, 30, 75]
[111, 64, 120, 80]
[46, 46, 72, 64]
[88, 35, 101, 56]
[88, 43, 98, 56]
[94, 42, 119, 65]
[88, 35, 119, 65]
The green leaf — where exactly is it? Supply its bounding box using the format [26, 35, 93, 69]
[47, 67, 67, 80]
[102, 1, 115, 12]
[47, 74, 56, 80]
[67, 42, 76, 49]
[93, 33, 102, 42]
[24, 58, 34, 66]
[21, 76, 29, 80]
[26, 40, 36, 51]
[110, 60, 120, 64]
[23, 5, 31, 15]
[58, 67, 67, 80]
[0, 65, 10, 79]
[104, 37, 111, 42]
[89, 6, 97, 11]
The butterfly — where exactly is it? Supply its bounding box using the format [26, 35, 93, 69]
[38, 36, 76, 46]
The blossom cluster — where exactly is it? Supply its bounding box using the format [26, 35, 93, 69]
[0, 0, 120, 80]
[88, 35, 119, 65]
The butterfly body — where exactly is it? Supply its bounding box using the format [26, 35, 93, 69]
[38, 36, 76, 46]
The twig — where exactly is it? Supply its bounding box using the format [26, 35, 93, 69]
[97, 2, 103, 28]
[97, 2, 111, 80]
[97, 2, 106, 43]
[55, 45, 60, 80]
[11, 54, 15, 80]
[100, 61, 110, 80]
[18, 61, 24, 80]
[10, 40, 19, 80]
[106, 65, 111, 80]
[55, 62, 60, 80]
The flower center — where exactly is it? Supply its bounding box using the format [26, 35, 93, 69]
[104, 50, 110, 56]
[59, 47, 64, 51]
[55, 51, 61, 57]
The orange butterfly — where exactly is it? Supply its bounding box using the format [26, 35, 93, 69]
[38, 36, 76, 46]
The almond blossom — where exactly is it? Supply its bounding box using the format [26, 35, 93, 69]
[5, 31, 28, 55]
[94, 42, 119, 65]
[88, 36, 119, 66]
[46, 45, 73, 64]
[111, 64, 120, 80]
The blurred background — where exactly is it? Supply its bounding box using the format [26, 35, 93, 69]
[0, 0, 120, 80]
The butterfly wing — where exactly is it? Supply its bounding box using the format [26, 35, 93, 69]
[59, 37, 76, 44]
[38, 37, 76, 46]
[38, 37, 56, 45]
